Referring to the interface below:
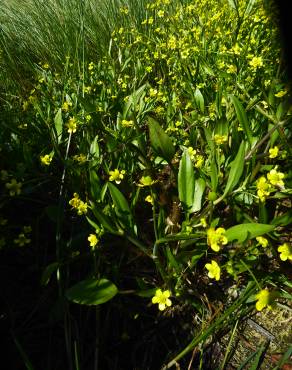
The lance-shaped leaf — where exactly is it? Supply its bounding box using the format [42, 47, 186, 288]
[194, 88, 204, 113]
[108, 182, 133, 230]
[148, 117, 175, 163]
[221, 141, 245, 199]
[90, 202, 121, 235]
[191, 178, 206, 213]
[66, 278, 118, 305]
[41, 262, 60, 286]
[229, 95, 253, 147]
[54, 108, 63, 143]
[178, 150, 195, 212]
[226, 223, 275, 243]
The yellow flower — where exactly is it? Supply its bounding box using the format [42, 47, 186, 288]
[121, 119, 134, 127]
[277, 243, 292, 261]
[187, 147, 197, 160]
[152, 289, 172, 311]
[256, 176, 272, 202]
[69, 193, 88, 215]
[249, 56, 263, 70]
[88, 234, 98, 248]
[275, 90, 287, 98]
[267, 168, 285, 187]
[214, 134, 228, 145]
[145, 195, 154, 204]
[14, 233, 31, 247]
[40, 154, 53, 166]
[69, 193, 81, 208]
[207, 227, 228, 252]
[157, 10, 165, 17]
[73, 154, 87, 164]
[200, 218, 207, 228]
[138, 176, 157, 187]
[109, 169, 125, 184]
[269, 146, 279, 159]
[205, 260, 221, 281]
[77, 201, 88, 215]
[5, 179, 22, 196]
[256, 236, 268, 248]
[1, 170, 9, 181]
[66, 117, 77, 133]
[23, 226, 32, 233]
[62, 101, 72, 112]
[255, 289, 276, 311]
[195, 155, 204, 168]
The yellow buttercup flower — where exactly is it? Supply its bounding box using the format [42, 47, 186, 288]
[275, 90, 287, 98]
[207, 227, 228, 252]
[109, 169, 125, 184]
[145, 195, 154, 204]
[269, 146, 279, 159]
[5, 179, 22, 196]
[256, 176, 272, 202]
[88, 234, 98, 248]
[152, 289, 172, 311]
[66, 117, 77, 133]
[267, 168, 285, 187]
[256, 236, 268, 248]
[200, 218, 207, 228]
[40, 154, 53, 166]
[249, 56, 263, 70]
[121, 119, 134, 127]
[69, 193, 88, 215]
[214, 134, 227, 145]
[138, 176, 157, 187]
[277, 243, 292, 261]
[73, 154, 87, 164]
[14, 233, 31, 247]
[205, 260, 221, 281]
[255, 289, 276, 311]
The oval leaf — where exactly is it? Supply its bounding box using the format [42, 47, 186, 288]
[41, 262, 59, 286]
[148, 117, 175, 163]
[229, 95, 253, 147]
[178, 150, 195, 212]
[54, 108, 63, 143]
[191, 178, 206, 213]
[66, 278, 118, 305]
[226, 223, 275, 243]
[108, 182, 133, 230]
[221, 141, 245, 199]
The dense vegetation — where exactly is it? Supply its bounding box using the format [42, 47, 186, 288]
[0, 0, 291, 369]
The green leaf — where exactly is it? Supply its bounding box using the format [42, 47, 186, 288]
[166, 246, 181, 271]
[41, 262, 59, 286]
[54, 108, 63, 143]
[148, 117, 175, 163]
[194, 88, 204, 113]
[191, 178, 206, 213]
[178, 150, 195, 212]
[108, 182, 133, 230]
[221, 142, 245, 199]
[90, 170, 101, 201]
[90, 202, 120, 235]
[66, 278, 118, 305]
[136, 288, 157, 297]
[229, 95, 253, 147]
[226, 223, 275, 243]
[90, 135, 99, 161]
[271, 209, 292, 226]
[210, 156, 218, 191]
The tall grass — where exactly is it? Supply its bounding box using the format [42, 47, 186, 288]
[0, 0, 150, 90]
